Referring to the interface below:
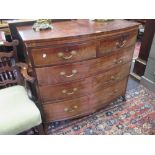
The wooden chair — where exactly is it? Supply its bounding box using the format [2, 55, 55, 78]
[0, 40, 44, 135]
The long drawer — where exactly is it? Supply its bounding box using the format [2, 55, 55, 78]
[39, 63, 131, 102]
[31, 41, 97, 67]
[42, 78, 127, 122]
[36, 46, 134, 85]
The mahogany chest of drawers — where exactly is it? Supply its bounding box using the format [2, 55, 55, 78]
[17, 20, 139, 123]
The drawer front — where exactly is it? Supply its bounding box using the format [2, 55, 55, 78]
[42, 78, 127, 122]
[90, 78, 127, 110]
[31, 42, 96, 66]
[39, 63, 131, 102]
[98, 30, 137, 56]
[43, 95, 91, 122]
[36, 46, 134, 85]
[92, 63, 130, 90]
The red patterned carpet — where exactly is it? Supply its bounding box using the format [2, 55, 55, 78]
[44, 85, 155, 135]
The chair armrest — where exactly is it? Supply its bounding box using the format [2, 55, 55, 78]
[16, 62, 35, 83]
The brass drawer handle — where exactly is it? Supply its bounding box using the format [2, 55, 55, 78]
[116, 40, 127, 48]
[64, 105, 78, 112]
[114, 89, 118, 93]
[73, 105, 78, 109]
[64, 107, 69, 112]
[62, 88, 78, 95]
[111, 76, 115, 80]
[58, 50, 77, 60]
[114, 59, 123, 64]
[60, 69, 77, 78]
[110, 76, 120, 81]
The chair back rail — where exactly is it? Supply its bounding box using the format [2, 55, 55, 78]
[0, 45, 21, 88]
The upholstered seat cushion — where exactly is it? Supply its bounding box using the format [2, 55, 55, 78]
[0, 85, 42, 135]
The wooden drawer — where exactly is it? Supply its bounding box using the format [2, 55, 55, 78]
[42, 78, 127, 122]
[92, 63, 130, 90]
[31, 42, 96, 67]
[98, 30, 137, 56]
[43, 95, 91, 122]
[90, 78, 127, 110]
[39, 63, 131, 102]
[36, 46, 134, 85]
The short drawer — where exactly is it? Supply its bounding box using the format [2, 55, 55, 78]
[98, 30, 137, 56]
[36, 46, 134, 85]
[39, 63, 131, 102]
[31, 42, 96, 66]
[42, 78, 127, 122]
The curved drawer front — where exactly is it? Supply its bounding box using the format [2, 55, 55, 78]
[39, 63, 131, 102]
[90, 78, 127, 110]
[36, 46, 134, 85]
[42, 78, 127, 122]
[98, 30, 137, 56]
[39, 77, 92, 103]
[31, 42, 96, 67]
[43, 95, 91, 122]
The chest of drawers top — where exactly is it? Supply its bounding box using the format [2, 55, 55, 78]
[17, 19, 139, 47]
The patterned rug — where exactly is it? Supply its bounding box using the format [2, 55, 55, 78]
[27, 85, 155, 135]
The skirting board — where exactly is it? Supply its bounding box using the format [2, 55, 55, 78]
[141, 76, 155, 92]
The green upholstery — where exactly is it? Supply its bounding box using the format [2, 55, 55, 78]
[0, 85, 42, 135]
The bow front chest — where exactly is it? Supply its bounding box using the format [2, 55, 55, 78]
[17, 20, 139, 123]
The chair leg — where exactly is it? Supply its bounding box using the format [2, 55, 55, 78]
[37, 124, 45, 135]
